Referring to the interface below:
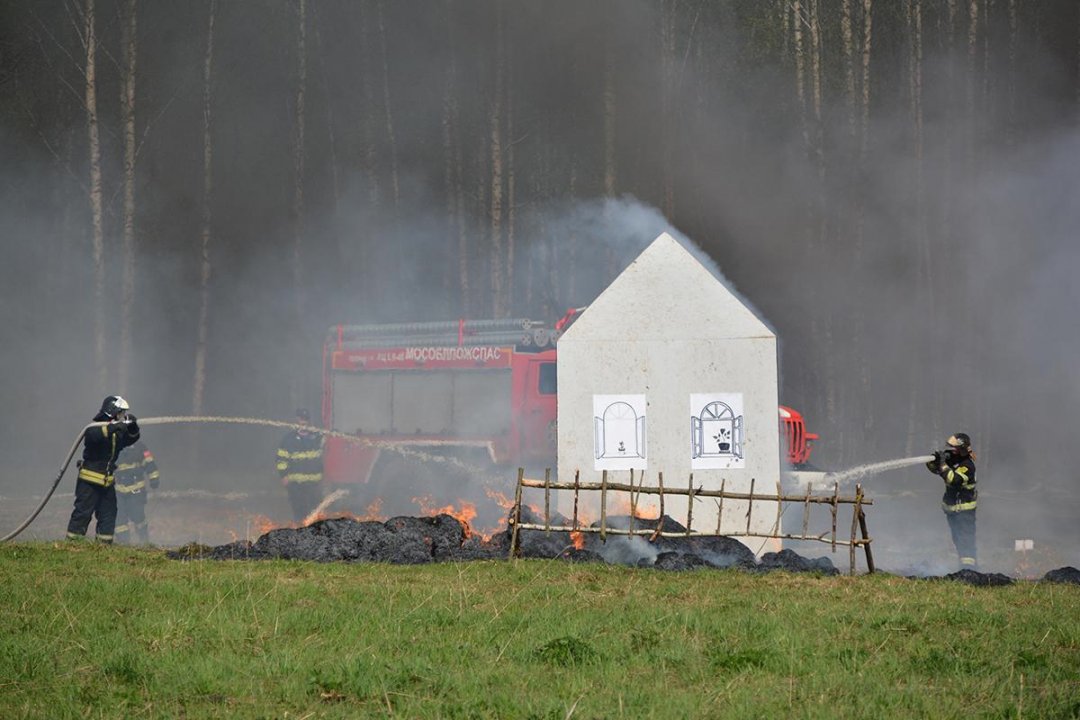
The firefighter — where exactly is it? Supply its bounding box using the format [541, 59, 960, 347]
[927, 432, 978, 570]
[114, 439, 160, 544]
[276, 409, 325, 523]
[66, 395, 141, 543]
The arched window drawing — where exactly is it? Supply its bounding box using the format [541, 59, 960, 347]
[691, 400, 744, 460]
[594, 401, 646, 460]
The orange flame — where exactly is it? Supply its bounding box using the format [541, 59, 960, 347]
[484, 487, 515, 509]
[360, 497, 385, 521]
[570, 531, 585, 550]
[411, 495, 478, 537]
[248, 514, 279, 538]
[301, 498, 389, 526]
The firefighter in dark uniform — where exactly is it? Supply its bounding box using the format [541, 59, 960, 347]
[277, 409, 325, 523]
[114, 440, 160, 544]
[67, 395, 141, 543]
[927, 432, 978, 570]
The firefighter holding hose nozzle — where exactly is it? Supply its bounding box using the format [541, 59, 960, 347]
[927, 432, 978, 570]
[66, 395, 141, 544]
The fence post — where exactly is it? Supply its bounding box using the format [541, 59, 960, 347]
[745, 477, 755, 535]
[849, 485, 859, 575]
[650, 472, 665, 542]
[801, 483, 812, 541]
[600, 470, 608, 543]
[856, 484, 875, 573]
[572, 469, 580, 532]
[686, 473, 694, 537]
[543, 468, 551, 533]
[830, 482, 839, 553]
[509, 467, 525, 559]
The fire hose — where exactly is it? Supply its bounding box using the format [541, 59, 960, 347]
[0, 415, 505, 543]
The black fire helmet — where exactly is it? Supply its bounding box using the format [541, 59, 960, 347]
[100, 395, 130, 419]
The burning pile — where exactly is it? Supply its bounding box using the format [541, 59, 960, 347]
[169, 514, 503, 564]
[165, 512, 1080, 584]
[167, 506, 843, 575]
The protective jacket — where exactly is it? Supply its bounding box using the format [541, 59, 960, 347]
[78, 412, 140, 486]
[115, 440, 160, 495]
[276, 429, 324, 484]
[927, 453, 976, 512]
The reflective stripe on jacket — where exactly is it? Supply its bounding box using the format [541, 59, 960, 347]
[115, 441, 160, 493]
[938, 457, 977, 512]
[79, 415, 140, 487]
[277, 430, 324, 484]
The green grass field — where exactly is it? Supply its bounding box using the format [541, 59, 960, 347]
[1, 543, 1078, 719]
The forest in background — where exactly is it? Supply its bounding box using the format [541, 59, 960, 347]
[1, 0, 1079, 501]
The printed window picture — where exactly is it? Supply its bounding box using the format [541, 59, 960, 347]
[690, 393, 745, 469]
[593, 394, 647, 470]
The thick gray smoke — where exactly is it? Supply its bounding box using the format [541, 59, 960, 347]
[0, 2, 1077, 572]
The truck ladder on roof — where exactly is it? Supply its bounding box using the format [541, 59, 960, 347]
[328, 318, 554, 350]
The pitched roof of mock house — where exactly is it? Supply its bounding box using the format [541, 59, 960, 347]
[560, 232, 774, 343]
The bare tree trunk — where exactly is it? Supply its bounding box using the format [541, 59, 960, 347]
[441, 0, 467, 313]
[859, 0, 874, 172]
[355, 0, 380, 309]
[792, 0, 809, 153]
[856, 0, 874, 442]
[292, 0, 308, 409]
[906, 0, 928, 455]
[474, 150, 489, 314]
[374, 0, 400, 306]
[806, 0, 840, 457]
[489, 1, 505, 318]
[962, 0, 979, 432]
[358, 0, 379, 213]
[780, 0, 791, 61]
[84, 0, 107, 390]
[118, 0, 137, 391]
[840, 0, 857, 143]
[809, 0, 825, 227]
[1007, 0, 1017, 145]
[911, 0, 926, 322]
[505, 42, 516, 314]
[603, 40, 617, 199]
[311, 3, 340, 262]
[967, 0, 978, 173]
[193, 0, 216, 416]
[930, 0, 959, 443]
[603, 35, 618, 280]
[660, 0, 676, 217]
[982, 0, 991, 118]
[565, 162, 578, 304]
[375, 0, 399, 208]
[790, 0, 820, 427]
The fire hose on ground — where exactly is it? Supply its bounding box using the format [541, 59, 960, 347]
[0, 415, 505, 543]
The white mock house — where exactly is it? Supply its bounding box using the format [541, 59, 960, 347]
[556, 232, 781, 553]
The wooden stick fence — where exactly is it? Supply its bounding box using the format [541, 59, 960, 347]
[509, 470, 875, 575]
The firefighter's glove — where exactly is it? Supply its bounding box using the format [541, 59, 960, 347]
[126, 414, 140, 434]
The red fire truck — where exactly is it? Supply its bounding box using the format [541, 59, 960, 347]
[321, 311, 818, 487]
